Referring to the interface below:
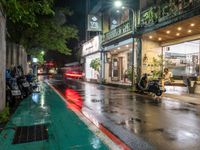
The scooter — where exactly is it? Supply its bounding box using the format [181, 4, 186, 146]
[137, 74, 165, 96]
[6, 78, 22, 106]
[17, 76, 31, 98]
[26, 74, 38, 91]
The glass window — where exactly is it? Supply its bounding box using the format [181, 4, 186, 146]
[109, 9, 129, 30]
[164, 40, 200, 77]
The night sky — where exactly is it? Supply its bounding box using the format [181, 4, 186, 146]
[45, 0, 88, 66]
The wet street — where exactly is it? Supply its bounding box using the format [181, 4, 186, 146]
[48, 77, 200, 150]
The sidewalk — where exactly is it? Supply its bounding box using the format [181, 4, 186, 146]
[164, 93, 200, 105]
[0, 82, 110, 150]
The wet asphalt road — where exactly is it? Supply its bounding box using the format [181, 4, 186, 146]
[48, 77, 200, 150]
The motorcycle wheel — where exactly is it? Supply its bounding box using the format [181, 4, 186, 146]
[156, 90, 162, 96]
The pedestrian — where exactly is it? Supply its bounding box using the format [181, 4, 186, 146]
[163, 68, 173, 84]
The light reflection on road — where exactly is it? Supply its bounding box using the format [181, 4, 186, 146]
[50, 78, 200, 150]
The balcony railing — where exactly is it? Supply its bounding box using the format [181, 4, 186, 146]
[140, 0, 200, 28]
[103, 20, 132, 43]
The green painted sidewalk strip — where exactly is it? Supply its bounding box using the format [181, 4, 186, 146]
[0, 83, 109, 150]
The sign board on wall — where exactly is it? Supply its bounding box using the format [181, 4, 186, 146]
[88, 15, 102, 31]
[103, 20, 132, 42]
[82, 36, 100, 56]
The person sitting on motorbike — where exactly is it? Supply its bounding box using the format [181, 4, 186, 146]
[138, 73, 148, 90]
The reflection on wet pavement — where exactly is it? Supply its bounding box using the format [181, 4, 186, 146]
[49, 78, 200, 150]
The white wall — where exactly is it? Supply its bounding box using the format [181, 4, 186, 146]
[0, 10, 6, 111]
[6, 43, 28, 74]
[85, 53, 101, 81]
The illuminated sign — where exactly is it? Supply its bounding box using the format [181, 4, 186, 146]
[88, 15, 102, 31]
[103, 20, 132, 42]
[82, 36, 100, 56]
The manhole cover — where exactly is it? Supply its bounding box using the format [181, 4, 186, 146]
[12, 124, 48, 144]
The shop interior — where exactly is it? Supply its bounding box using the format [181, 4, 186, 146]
[142, 15, 200, 80]
[164, 40, 200, 78]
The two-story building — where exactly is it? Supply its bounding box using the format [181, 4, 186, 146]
[87, 0, 140, 85]
[86, 0, 200, 93]
[139, 0, 200, 93]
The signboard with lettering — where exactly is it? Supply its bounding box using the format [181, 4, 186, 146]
[88, 15, 102, 31]
[103, 20, 132, 42]
[82, 36, 100, 56]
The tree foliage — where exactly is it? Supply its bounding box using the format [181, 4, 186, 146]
[1, 0, 54, 26]
[0, 0, 78, 55]
[28, 49, 45, 64]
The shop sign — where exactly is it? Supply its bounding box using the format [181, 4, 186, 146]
[103, 20, 132, 42]
[88, 15, 102, 31]
[82, 36, 100, 56]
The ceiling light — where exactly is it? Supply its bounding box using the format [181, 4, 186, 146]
[149, 36, 153, 39]
[158, 37, 162, 41]
[177, 27, 182, 31]
[176, 33, 180, 36]
[190, 23, 195, 27]
[126, 45, 129, 47]
[117, 47, 120, 50]
[116, 10, 120, 13]
[166, 30, 171, 34]
[188, 30, 192, 33]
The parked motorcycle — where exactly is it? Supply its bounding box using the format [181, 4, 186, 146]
[137, 74, 165, 96]
[6, 78, 22, 106]
[17, 76, 31, 98]
[26, 74, 38, 91]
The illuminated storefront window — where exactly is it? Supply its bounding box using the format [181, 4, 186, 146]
[164, 40, 200, 77]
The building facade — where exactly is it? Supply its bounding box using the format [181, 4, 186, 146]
[139, 0, 200, 93]
[86, 0, 200, 93]
[87, 0, 140, 85]
[82, 36, 102, 82]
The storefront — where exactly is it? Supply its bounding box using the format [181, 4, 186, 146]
[102, 17, 142, 85]
[141, 15, 200, 93]
[104, 38, 133, 84]
[82, 36, 101, 82]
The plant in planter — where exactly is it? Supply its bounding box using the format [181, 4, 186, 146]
[151, 55, 163, 80]
[126, 66, 138, 83]
[0, 107, 10, 124]
[90, 58, 100, 72]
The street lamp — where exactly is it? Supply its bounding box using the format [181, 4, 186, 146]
[41, 51, 45, 55]
[114, 1, 123, 8]
[114, 1, 137, 90]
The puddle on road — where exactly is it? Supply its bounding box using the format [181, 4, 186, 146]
[150, 128, 200, 142]
[91, 99, 104, 103]
[128, 117, 145, 123]
[151, 128, 177, 141]
[170, 107, 197, 114]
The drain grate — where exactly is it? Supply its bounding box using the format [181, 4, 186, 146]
[12, 124, 48, 144]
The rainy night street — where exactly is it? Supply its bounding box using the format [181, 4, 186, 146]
[48, 77, 200, 150]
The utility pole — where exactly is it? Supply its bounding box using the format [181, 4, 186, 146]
[86, 0, 90, 41]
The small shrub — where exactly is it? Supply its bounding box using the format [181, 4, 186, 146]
[0, 107, 10, 123]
